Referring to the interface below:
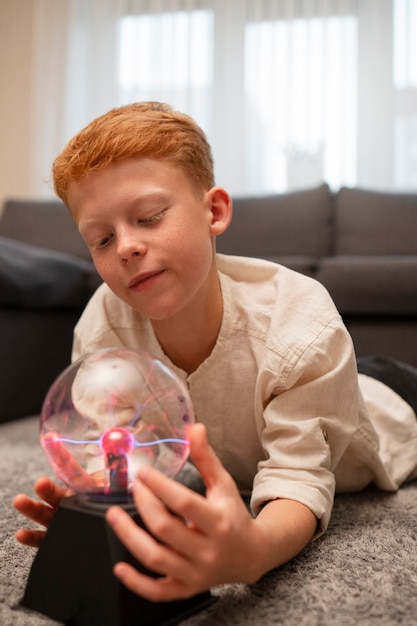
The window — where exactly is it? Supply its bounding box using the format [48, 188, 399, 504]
[244, 14, 357, 192]
[393, 0, 417, 188]
[118, 10, 213, 134]
[31, 1, 417, 198]
[118, 4, 358, 193]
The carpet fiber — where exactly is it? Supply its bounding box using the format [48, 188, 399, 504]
[1, 416, 417, 626]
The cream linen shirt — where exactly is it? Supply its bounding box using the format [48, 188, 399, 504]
[72, 255, 417, 534]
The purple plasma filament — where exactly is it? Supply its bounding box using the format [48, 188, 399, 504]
[100, 428, 135, 493]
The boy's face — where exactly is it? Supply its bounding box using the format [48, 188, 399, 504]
[67, 158, 224, 323]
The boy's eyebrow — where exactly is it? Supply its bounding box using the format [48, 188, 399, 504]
[129, 190, 172, 206]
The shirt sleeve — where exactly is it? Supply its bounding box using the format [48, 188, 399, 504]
[251, 316, 361, 536]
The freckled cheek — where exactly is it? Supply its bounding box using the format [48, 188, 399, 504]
[161, 228, 183, 247]
[91, 256, 116, 284]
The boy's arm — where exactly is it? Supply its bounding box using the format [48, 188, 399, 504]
[255, 497, 317, 575]
[106, 423, 317, 601]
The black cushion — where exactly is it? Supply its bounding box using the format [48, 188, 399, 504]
[0, 308, 78, 422]
[0, 236, 101, 309]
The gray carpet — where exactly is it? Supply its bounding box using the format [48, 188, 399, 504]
[1, 415, 417, 626]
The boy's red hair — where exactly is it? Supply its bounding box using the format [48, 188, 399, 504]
[52, 102, 215, 204]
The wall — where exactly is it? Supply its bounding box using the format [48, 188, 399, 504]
[0, 1, 34, 211]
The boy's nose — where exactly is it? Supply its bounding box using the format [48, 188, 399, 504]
[117, 231, 146, 260]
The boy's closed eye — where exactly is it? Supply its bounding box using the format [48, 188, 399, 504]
[138, 208, 167, 225]
[97, 234, 113, 248]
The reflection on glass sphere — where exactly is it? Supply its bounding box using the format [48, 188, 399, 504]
[40, 348, 194, 501]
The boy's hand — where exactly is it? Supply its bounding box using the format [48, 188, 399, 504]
[13, 436, 97, 548]
[13, 477, 69, 547]
[106, 423, 317, 601]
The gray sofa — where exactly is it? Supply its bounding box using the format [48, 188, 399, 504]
[1, 184, 416, 423]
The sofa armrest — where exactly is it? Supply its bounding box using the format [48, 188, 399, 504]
[0, 236, 101, 309]
[0, 237, 101, 422]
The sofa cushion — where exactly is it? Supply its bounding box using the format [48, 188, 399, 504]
[317, 256, 417, 315]
[336, 188, 417, 255]
[0, 236, 101, 309]
[0, 198, 91, 259]
[216, 184, 333, 258]
[344, 319, 417, 366]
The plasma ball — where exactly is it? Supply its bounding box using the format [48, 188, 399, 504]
[100, 427, 135, 457]
[40, 348, 195, 495]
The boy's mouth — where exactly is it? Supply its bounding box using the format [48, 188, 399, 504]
[128, 270, 164, 291]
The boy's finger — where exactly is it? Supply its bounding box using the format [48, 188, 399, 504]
[33, 476, 68, 508]
[106, 505, 190, 580]
[15, 528, 46, 548]
[130, 477, 208, 560]
[189, 423, 235, 492]
[13, 494, 56, 528]
[113, 561, 190, 603]
[134, 464, 222, 538]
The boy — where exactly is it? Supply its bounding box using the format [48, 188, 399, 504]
[14, 102, 417, 603]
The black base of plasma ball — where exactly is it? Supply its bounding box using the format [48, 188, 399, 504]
[21, 494, 215, 626]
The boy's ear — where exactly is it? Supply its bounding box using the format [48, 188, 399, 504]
[206, 187, 233, 236]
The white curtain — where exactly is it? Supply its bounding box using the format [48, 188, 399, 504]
[31, 0, 417, 198]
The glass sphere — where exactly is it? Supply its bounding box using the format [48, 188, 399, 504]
[40, 348, 194, 501]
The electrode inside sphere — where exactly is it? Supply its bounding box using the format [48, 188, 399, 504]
[100, 428, 135, 457]
[40, 348, 194, 500]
